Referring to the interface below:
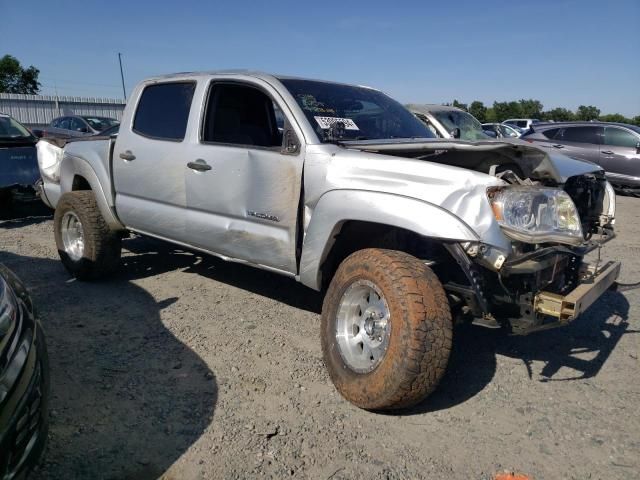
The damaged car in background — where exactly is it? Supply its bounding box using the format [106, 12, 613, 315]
[0, 114, 41, 213]
[36, 71, 619, 410]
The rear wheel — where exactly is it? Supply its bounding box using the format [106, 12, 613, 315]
[54, 191, 121, 280]
[321, 248, 453, 410]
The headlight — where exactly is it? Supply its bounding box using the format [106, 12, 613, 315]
[602, 181, 616, 225]
[487, 186, 583, 245]
[36, 139, 63, 182]
[0, 275, 17, 337]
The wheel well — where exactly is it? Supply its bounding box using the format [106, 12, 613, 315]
[319, 221, 462, 290]
[72, 175, 91, 191]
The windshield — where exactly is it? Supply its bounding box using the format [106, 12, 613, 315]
[432, 110, 489, 141]
[82, 117, 119, 131]
[280, 79, 434, 142]
[0, 116, 35, 141]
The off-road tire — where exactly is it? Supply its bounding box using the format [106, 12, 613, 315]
[54, 191, 121, 280]
[321, 248, 452, 410]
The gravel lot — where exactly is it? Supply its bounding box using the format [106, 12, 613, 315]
[1, 196, 638, 480]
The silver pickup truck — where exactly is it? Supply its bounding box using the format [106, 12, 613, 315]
[37, 71, 619, 410]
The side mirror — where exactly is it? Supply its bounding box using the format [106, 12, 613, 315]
[636, 141, 640, 154]
[281, 127, 300, 155]
[450, 127, 461, 139]
[77, 126, 89, 133]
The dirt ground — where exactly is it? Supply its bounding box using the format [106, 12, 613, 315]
[1, 196, 638, 480]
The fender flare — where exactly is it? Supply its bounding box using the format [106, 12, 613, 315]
[59, 154, 125, 231]
[298, 189, 481, 290]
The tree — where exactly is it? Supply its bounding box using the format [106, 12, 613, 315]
[543, 107, 575, 122]
[0, 55, 41, 94]
[452, 99, 468, 111]
[518, 99, 544, 119]
[575, 105, 600, 121]
[633, 116, 640, 127]
[468, 101, 487, 123]
[492, 101, 522, 122]
[599, 113, 630, 123]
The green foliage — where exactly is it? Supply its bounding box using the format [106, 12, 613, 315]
[575, 105, 601, 121]
[599, 113, 629, 123]
[518, 99, 543, 119]
[452, 99, 467, 111]
[492, 101, 522, 121]
[468, 101, 487, 123]
[543, 108, 575, 122]
[0, 55, 41, 94]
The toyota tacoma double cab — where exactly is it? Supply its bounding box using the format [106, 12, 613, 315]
[36, 71, 619, 410]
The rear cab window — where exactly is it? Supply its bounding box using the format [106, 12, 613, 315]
[133, 82, 196, 141]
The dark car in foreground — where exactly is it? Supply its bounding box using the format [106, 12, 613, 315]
[0, 114, 41, 209]
[522, 122, 640, 191]
[0, 264, 49, 479]
[35, 115, 119, 140]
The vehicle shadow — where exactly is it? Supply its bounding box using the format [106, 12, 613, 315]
[0, 251, 217, 480]
[121, 235, 323, 314]
[408, 289, 633, 414]
[0, 199, 52, 224]
[100, 235, 632, 417]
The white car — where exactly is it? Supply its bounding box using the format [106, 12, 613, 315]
[502, 118, 540, 132]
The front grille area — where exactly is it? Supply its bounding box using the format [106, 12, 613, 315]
[6, 361, 44, 474]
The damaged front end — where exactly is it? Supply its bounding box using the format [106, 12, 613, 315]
[451, 170, 618, 334]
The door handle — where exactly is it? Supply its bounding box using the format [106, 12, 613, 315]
[187, 160, 212, 172]
[119, 151, 136, 161]
[601, 150, 614, 155]
[552, 144, 564, 149]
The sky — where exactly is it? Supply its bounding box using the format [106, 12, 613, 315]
[2, 0, 639, 116]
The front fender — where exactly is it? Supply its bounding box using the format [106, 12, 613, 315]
[298, 189, 482, 290]
[59, 154, 124, 230]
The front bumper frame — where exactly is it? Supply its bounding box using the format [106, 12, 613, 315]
[534, 260, 621, 322]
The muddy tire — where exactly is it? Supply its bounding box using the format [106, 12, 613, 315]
[321, 248, 452, 410]
[54, 191, 121, 280]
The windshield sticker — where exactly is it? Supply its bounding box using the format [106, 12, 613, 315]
[314, 116, 359, 131]
[298, 94, 336, 114]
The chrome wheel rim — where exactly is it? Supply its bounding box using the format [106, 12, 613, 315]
[335, 279, 391, 373]
[61, 211, 85, 261]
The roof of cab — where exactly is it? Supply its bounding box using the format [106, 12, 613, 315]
[141, 70, 379, 90]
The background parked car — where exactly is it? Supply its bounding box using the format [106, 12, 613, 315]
[0, 264, 49, 479]
[408, 104, 490, 140]
[482, 122, 522, 138]
[36, 115, 119, 140]
[502, 118, 540, 132]
[0, 113, 41, 211]
[521, 121, 640, 191]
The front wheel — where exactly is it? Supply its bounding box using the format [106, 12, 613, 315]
[54, 191, 122, 280]
[321, 249, 452, 410]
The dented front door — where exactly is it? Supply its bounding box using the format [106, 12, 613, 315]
[183, 79, 304, 274]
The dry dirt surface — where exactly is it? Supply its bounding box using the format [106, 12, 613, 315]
[1, 196, 638, 480]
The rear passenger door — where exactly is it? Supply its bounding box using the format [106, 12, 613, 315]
[600, 126, 640, 181]
[549, 126, 603, 164]
[113, 81, 197, 241]
[184, 80, 304, 274]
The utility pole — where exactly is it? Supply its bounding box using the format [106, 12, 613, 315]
[118, 53, 127, 101]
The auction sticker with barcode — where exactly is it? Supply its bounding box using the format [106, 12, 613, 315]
[314, 116, 360, 130]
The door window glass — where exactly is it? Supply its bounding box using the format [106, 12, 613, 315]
[133, 82, 195, 140]
[604, 127, 638, 148]
[202, 83, 282, 147]
[542, 128, 559, 139]
[59, 118, 71, 130]
[559, 126, 601, 144]
[69, 117, 86, 132]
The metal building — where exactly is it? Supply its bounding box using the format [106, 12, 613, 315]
[0, 93, 126, 128]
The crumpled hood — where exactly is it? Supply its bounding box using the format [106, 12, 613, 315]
[339, 138, 602, 184]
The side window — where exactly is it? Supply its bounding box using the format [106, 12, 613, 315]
[69, 117, 86, 131]
[542, 128, 559, 139]
[133, 82, 195, 140]
[59, 117, 71, 130]
[604, 127, 638, 148]
[50, 118, 59, 128]
[202, 83, 282, 148]
[516, 121, 527, 128]
[560, 126, 601, 144]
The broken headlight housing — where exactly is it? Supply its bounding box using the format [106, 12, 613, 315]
[36, 139, 63, 182]
[487, 186, 583, 245]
